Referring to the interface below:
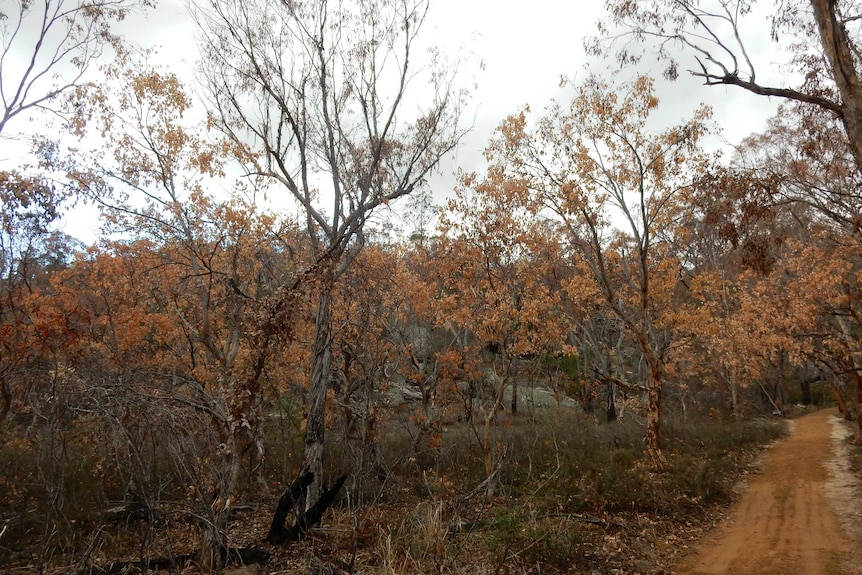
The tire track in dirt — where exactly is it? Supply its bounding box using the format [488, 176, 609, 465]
[675, 409, 861, 575]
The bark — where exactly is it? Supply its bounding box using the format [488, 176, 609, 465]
[810, 0, 862, 170]
[826, 379, 851, 420]
[482, 370, 511, 498]
[200, 430, 241, 573]
[291, 474, 347, 540]
[265, 469, 347, 544]
[772, 350, 787, 413]
[200, 513, 229, 574]
[511, 378, 518, 416]
[606, 380, 617, 422]
[800, 377, 812, 406]
[729, 375, 739, 418]
[853, 370, 862, 432]
[265, 469, 314, 544]
[726, 365, 739, 418]
[303, 285, 333, 510]
[645, 363, 666, 469]
[637, 332, 667, 469]
[0, 376, 10, 427]
[482, 410, 496, 497]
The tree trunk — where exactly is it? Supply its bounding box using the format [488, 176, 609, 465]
[482, 410, 496, 497]
[730, 377, 739, 418]
[511, 377, 518, 416]
[606, 380, 617, 422]
[810, 0, 862, 170]
[645, 362, 666, 469]
[266, 469, 314, 544]
[265, 468, 347, 544]
[0, 376, 10, 427]
[303, 285, 333, 510]
[773, 350, 787, 413]
[482, 370, 511, 498]
[199, 406, 245, 573]
[801, 376, 812, 406]
[852, 370, 862, 433]
[200, 517, 227, 574]
[855, 370, 862, 410]
[637, 332, 666, 469]
[826, 378, 851, 420]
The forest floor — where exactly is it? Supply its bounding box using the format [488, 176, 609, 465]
[674, 408, 862, 575]
[6, 408, 860, 574]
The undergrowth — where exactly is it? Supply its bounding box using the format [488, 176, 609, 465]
[0, 405, 789, 574]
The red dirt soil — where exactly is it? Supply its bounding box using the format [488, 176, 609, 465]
[675, 409, 862, 575]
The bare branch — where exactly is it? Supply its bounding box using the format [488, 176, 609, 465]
[0, 0, 149, 135]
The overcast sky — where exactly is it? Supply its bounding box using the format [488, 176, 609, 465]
[11, 0, 786, 242]
[422, 1, 782, 201]
[123, 0, 782, 186]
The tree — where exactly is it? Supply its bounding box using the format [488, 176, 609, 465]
[0, 172, 68, 429]
[46, 212, 312, 570]
[602, 0, 862, 420]
[488, 75, 713, 466]
[727, 102, 862, 420]
[378, 240, 456, 467]
[0, 0, 148, 436]
[0, 188, 81, 564]
[46, 56, 319, 569]
[567, 300, 633, 420]
[435, 171, 570, 492]
[0, 0, 151, 136]
[594, 0, 862, 170]
[669, 165, 787, 414]
[193, 0, 471, 512]
[329, 243, 401, 490]
[734, 103, 861, 238]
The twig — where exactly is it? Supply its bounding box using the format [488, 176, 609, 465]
[461, 446, 508, 503]
[76, 526, 105, 572]
[537, 513, 626, 530]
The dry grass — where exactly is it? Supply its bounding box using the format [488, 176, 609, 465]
[0, 403, 788, 574]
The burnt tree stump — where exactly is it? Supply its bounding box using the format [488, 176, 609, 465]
[266, 468, 347, 544]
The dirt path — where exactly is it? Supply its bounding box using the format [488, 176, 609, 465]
[675, 409, 862, 575]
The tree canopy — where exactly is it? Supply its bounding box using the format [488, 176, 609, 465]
[2, 1, 862, 573]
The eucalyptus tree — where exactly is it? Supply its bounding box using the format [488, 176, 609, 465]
[193, 0, 471, 517]
[486, 75, 713, 466]
[594, 0, 862, 170]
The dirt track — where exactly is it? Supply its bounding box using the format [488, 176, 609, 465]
[675, 409, 862, 575]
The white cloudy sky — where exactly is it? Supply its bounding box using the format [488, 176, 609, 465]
[131, 0, 783, 160]
[8, 0, 786, 242]
[121, 0, 785, 145]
